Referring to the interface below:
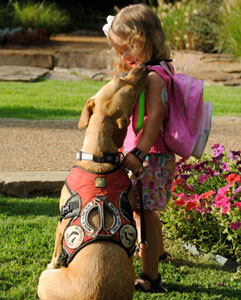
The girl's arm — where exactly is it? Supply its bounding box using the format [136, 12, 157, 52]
[124, 71, 165, 174]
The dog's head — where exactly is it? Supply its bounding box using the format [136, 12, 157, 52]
[79, 65, 147, 152]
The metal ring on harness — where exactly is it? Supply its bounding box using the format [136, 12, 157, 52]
[138, 240, 148, 250]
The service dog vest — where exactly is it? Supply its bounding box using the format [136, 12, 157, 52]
[60, 166, 137, 267]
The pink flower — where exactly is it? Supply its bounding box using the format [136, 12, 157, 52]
[171, 178, 185, 192]
[221, 162, 229, 172]
[212, 144, 225, 158]
[199, 174, 210, 183]
[185, 201, 198, 211]
[226, 173, 241, 185]
[233, 186, 241, 195]
[199, 190, 216, 199]
[217, 186, 230, 196]
[176, 193, 189, 201]
[215, 194, 231, 214]
[195, 200, 212, 214]
[173, 178, 185, 186]
[175, 198, 187, 207]
[228, 150, 241, 161]
[233, 202, 241, 209]
[230, 222, 241, 231]
[221, 202, 231, 214]
[215, 194, 230, 206]
[182, 184, 194, 192]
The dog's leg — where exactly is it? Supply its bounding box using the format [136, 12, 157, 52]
[47, 221, 63, 270]
[47, 185, 70, 270]
[38, 269, 77, 300]
[39, 244, 135, 300]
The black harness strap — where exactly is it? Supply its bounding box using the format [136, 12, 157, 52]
[136, 175, 148, 249]
[142, 58, 172, 67]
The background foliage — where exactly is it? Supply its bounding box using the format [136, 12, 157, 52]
[156, 0, 241, 57]
[0, 0, 240, 56]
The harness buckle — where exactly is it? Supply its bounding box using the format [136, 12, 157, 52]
[60, 192, 81, 220]
[62, 203, 71, 215]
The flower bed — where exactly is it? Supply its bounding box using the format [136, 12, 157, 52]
[161, 144, 241, 263]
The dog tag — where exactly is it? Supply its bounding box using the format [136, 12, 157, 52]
[95, 177, 106, 188]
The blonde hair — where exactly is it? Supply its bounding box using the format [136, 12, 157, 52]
[109, 4, 170, 72]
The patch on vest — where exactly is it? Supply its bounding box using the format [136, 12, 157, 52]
[64, 225, 84, 249]
[95, 177, 106, 188]
[120, 224, 137, 248]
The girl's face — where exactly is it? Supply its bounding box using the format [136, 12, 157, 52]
[110, 32, 145, 69]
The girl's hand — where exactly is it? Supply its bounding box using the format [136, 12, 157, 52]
[124, 152, 143, 176]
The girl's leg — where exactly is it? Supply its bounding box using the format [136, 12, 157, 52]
[154, 212, 173, 262]
[154, 211, 164, 256]
[135, 211, 167, 261]
[134, 210, 162, 290]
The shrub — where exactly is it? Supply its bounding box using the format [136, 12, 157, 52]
[161, 144, 241, 263]
[11, 1, 70, 33]
[217, 0, 241, 58]
[0, 4, 12, 28]
[156, 0, 241, 57]
[156, 0, 221, 53]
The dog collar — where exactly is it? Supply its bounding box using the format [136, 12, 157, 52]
[76, 150, 123, 165]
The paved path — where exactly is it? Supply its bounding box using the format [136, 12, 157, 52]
[0, 116, 240, 197]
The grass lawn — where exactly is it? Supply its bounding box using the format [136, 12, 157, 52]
[0, 80, 240, 119]
[203, 86, 241, 116]
[0, 80, 105, 120]
[0, 194, 240, 300]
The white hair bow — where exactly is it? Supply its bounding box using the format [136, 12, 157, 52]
[102, 15, 114, 39]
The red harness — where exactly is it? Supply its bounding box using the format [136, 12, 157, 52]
[60, 166, 137, 267]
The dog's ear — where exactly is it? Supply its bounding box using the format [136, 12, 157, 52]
[78, 98, 95, 129]
[113, 117, 130, 148]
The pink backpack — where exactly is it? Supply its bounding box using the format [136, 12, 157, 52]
[146, 61, 212, 159]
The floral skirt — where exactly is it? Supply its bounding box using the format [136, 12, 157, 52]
[131, 153, 175, 211]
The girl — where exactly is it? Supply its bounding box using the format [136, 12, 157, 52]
[103, 4, 175, 293]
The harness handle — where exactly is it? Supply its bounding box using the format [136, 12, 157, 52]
[136, 173, 148, 249]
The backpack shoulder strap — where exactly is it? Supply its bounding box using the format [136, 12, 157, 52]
[147, 61, 173, 80]
[147, 61, 174, 83]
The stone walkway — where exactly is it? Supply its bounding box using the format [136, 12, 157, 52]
[0, 116, 240, 197]
[0, 34, 241, 85]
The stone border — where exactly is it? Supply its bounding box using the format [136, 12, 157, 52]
[0, 65, 110, 82]
[182, 241, 240, 270]
[0, 171, 68, 198]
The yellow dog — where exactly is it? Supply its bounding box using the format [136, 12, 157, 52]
[38, 65, 147, 300]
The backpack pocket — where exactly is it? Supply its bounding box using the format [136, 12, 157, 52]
[191, 102, 212, 159]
